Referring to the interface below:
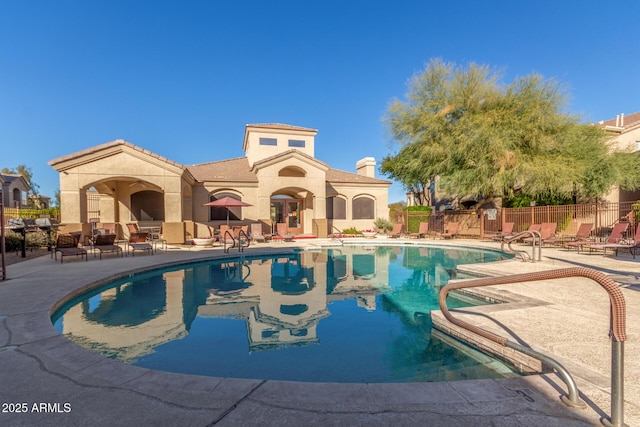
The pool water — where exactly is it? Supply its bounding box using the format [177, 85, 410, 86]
[52, 245, 518, 382]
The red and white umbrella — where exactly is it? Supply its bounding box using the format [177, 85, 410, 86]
[203, 197, 252, 226]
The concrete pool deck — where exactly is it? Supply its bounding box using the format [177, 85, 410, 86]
[0, 239, 638, 426]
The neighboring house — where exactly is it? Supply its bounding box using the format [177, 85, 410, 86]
[28, 194, 51, 209]
[597, 112, 640, 203]
[0, 173, 30, 208]
[49, 123, 391, 243]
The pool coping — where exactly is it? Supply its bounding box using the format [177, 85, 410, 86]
[1, 238, 636, 425]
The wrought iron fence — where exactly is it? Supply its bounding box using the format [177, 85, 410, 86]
[406, 201, 639, 240]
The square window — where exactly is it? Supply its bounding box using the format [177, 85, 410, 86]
[259, 137, 277, 146]
[288, 139, 305, 148]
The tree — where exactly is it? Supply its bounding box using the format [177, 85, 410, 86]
[382, 59, 614, 205]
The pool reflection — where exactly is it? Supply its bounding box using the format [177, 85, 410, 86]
[54, 246, 504, 366]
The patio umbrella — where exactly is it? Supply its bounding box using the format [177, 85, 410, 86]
[203, 197, 252, 226]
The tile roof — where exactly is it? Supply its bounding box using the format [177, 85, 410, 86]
[245, 123, 318, 132]
[187, 155, 390, 185]
[596, 112, 640, 130]
[187, 157, 258, 182]
[326, 168, 390, 185]
[48, 139, 185, 169]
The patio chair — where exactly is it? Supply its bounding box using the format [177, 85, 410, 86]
[524, 222, 556, 245]
[569, 222, 629, 253]
[589, 224, 639, 257]
[440, 222, 459, 239]
[54, 233, 88, 263]
[93, 233, 123, 259]
[483, 222, 514, 241]
[128, 232, 153, 256]
[250, 223, 266, 243]
[549, 222, 593, 248]
[513, 223, 541, 242]
[409, 222, 429, 239]
[389, 223, 404, 238]
[276, 223, 293, 242]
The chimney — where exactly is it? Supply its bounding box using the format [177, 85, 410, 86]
[616, 115, 620, 127]
[356, 157, 376, 178]
[621, 113, 624, 127]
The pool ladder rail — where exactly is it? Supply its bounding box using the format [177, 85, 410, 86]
[438, 267, 627, 427]
[501, 230, 542, 262]
[223, 229, 251, 253]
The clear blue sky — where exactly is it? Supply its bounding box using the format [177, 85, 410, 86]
[1, 0, 638, 203]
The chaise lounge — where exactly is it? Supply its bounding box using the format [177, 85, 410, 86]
[54, 234, 88, 263]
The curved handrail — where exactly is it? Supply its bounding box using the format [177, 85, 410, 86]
[237, 229, 250, 252]
[438, 267, 626, 426]
[223, 230, 235, 253]
[501, 230, 542, 262]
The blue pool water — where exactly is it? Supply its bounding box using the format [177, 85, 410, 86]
[52, 245, 518, 383]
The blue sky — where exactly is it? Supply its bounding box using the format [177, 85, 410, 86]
[1, 1, 638, 203]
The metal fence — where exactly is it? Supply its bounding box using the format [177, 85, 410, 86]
[405, 201, 638, 240]
[2, 207, 61, 222]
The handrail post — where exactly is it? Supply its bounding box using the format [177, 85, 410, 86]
[604, 340, 625, 427]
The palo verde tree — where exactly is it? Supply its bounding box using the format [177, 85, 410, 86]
[381, 58, 615, 205]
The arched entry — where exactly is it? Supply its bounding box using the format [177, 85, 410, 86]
[271, 195, 303, 235]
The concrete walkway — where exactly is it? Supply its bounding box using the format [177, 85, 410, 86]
[0, 239, 638, 426]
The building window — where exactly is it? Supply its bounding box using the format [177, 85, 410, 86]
[259, 137, 277, 146]
[288, 139, 305, 148]
[327, 196, 346, 219]
[352, 196, 374, 219]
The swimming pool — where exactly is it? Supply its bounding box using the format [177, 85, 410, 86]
[52, 245, 518, 383]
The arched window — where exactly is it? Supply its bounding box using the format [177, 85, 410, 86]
[326, 196, 346, 219]
[278, 166, 306, 177]
[352, 196, 375, 219]
[12, 188, 21, 207]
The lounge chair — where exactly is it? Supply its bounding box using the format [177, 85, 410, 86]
[93, 233, 123, 259]
[54, 234, 88, 263]
[513, 223, 541, 242]
[440, 222, 459, 239]
[128, 232, 153, 256]
[250, 223, 266, 243]
[483, 222, 514, 241]
[549, 222, 593, 248]
[389, 223, 404, 238]
[524, 222, 557, 245]
[276, 223, 293, 242]
[569, 222, 629, 253]
[409, 222, 429, 239]
[589, 225, 640, 258]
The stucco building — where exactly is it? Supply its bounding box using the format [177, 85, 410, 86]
[598, 112, 640, 203]
[49, 123, 391, 243]
[0, 173, 30, 208]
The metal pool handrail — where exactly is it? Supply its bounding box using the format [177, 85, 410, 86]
[501, 230, 542, 262]
[438, 267, 626, 427]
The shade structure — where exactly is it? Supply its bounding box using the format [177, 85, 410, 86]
[203, 196, 252, 226]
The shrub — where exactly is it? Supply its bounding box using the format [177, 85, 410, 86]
[341, 227, 360, 235]
[373, 218, 393, 232]
[406, 206, 432, 234]
[3, 233, 23, 252]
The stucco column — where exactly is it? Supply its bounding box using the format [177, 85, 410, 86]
[99, 194, 117, 223]
[164, 192, 183, 222]
[60, 188, 87, 224]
